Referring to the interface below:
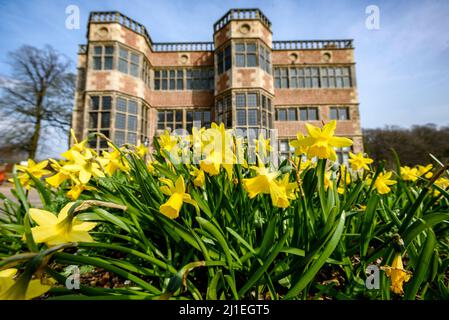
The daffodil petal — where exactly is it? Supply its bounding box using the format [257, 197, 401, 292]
[29, 209, 58, 226]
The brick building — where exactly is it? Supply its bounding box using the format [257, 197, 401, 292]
[72, 9, 362, 164]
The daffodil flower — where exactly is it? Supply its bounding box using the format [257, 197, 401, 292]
[190, 166, 206, 188]
[368, 171, 397, 194]
[416, 164, 433, 179]
[289, 120, 353, 162]
[159, 176, 199, 219]
[45, 159, 72, 188]
[0, 268, 51, 300]
[136, 143, 148, 158]
[348, 152, 373, 171]
[102, 148, 129, 175]
[254, 133, 272, 157]
[62, 149, 105, 184]
[29, 202, 97, 246]
[158, 130, 179, 153]
[381, 253, 412, 295]
[66, 183, 97, 200]
[61, 129, 88, 161]
[400, 166, 419, 182]
[242, 161, 293, 208]
[14, 159, 51, 190]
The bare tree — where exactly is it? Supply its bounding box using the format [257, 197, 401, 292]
[0, 45, 75, 160]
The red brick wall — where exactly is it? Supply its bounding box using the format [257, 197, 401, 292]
[272, 49, 353, 65]
[274, 89, 356, 105]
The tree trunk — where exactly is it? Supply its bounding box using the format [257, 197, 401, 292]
[29, 116, 41, 160]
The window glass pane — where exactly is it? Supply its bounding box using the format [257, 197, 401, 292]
[247, 93, 257, 107]
[105, 46, 113, 54]
[247, 43, 256, 52]
[118, 59, 128, 73]
[94, 46, 102, 55]
[130, 64, 138, 77]
[339, 107, 349, 120]
[104, 57, 113, 70]
[236, 94, 245, 108]
[175, 110, 183, 122]
[91, 96, 100, 110]
[247, 110, 258, 125]
[101, 112, 110, 128]
[128, 101, 138, 114]
[186, 111, 193, 122]
[288, 108, 296, 121]
[119, 48, 128, 58]
[236, 54, 245, 67]
[237, 110, 246, 125]
[117, 98, 127, 112]
[278, 109, 286, 121]
[235, 43, 245, 52]
[309, 108, 318, 120]
[154, 79, 160, 90]
[116, 113, 126, 129]
[330, 108, 338, 120]
[102, 96, 111, 110]
[193, 111, 201, 121]
[169, 79, 175, 90]
[300, 108, 308, 120]
[89, 113, 98, 128]
[93, 57, 101, 70]
[131, 53, 139, 64]
[115, 131, 125, 146]
[128, 115, 137, 131]
[177, 79, 183, 90]
[128, 133, 137, 144]
[203, 111, 210, 122]
[247, 54, 257, 67]
[161, 79, 168, 90]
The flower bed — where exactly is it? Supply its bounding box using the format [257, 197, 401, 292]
[1, 121, 448, 300]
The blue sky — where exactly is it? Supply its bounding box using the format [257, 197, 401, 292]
[0, 0, 448, 135]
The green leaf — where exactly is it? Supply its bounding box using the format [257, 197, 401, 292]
[284, 211, 346, 299]
[404, 230, 436, 300]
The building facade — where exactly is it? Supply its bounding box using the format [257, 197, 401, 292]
[72, 9, 363, 164]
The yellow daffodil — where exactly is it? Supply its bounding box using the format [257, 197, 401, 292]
[159, 176, 199, 219]
[289, 132, 308, 156]
[61, 129, 88, 161]
[242, 161, 291, 208]
[200, 123, 235, 179]
[254, 133, 272, 157]
[135, 143, 148, 158]
[381, 253, 412, 295]
[289, 121, 353, 162]
[348, 152, 373, 171]
[102, 148, 129, 175]
[433, 177, 449, 196]
[0, 268, 52, 300]
[66, 183, 97, 200]
[400, 166, 419, 182]
[62, 149, 105, 184]
[324, 171, 333, 191]
[14, 159, 51, 190]
[416, 164, 433, 179]
[29, 202, 97, 246]
[45, 159, 72, 188]
[274, 174, 298, 208]
[337, 165, 351, 194]
[190, 166, 205, 187]
[368, 171, 397, 195]
[158, 131, 178, 154]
